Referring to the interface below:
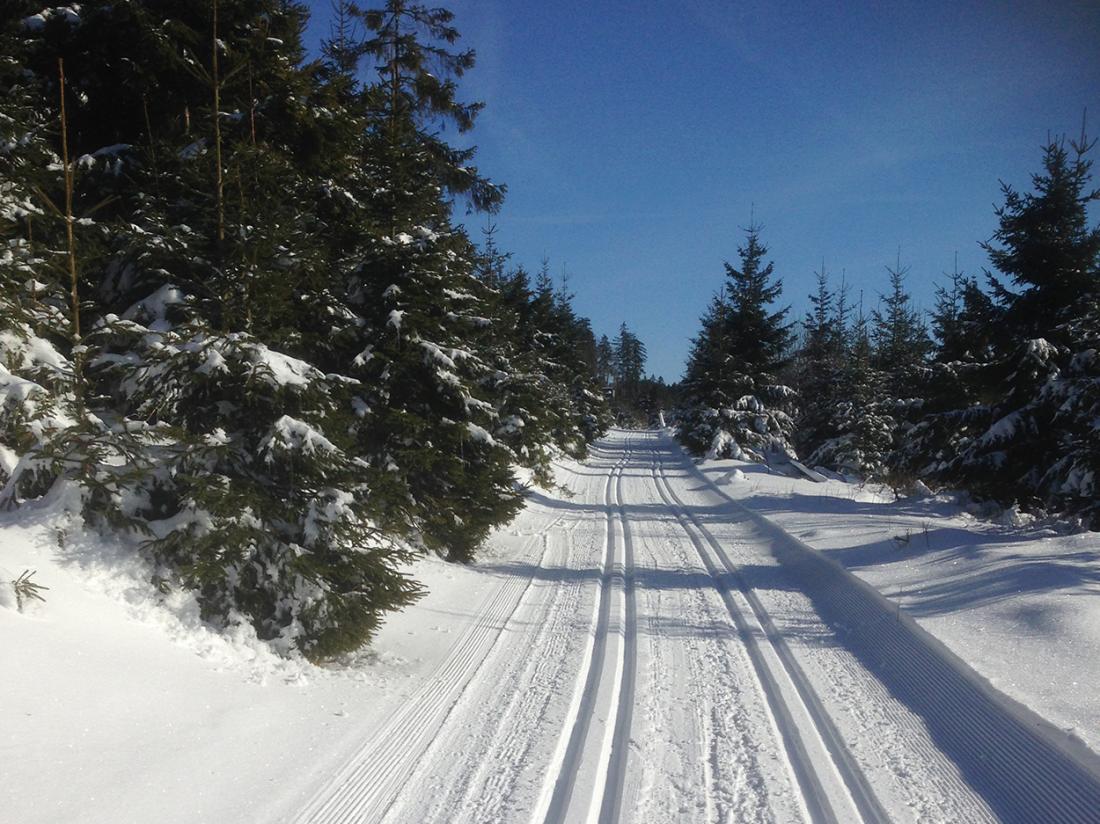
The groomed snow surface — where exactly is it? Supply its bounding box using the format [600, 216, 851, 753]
[3, 429, 1100, 823]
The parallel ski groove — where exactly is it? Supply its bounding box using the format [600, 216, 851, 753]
[632, 452, 802, 823]
[540, 432, 637, 824]
[667, 431, 1100, 824]
[596, 435, 645, 824]
[292, 509, 569, 824]
[440, 523, 587, 823]
[650, 453, 889, 824]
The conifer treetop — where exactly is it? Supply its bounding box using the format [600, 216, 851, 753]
[983, 130, 1100, 338]
[356, 0, 503, 213]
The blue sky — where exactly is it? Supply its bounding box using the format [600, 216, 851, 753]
[303, 0, 1100, 381]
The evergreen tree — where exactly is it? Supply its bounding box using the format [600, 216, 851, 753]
[793, 265, 847, 457]
[900, 131, 1100, 523]
[1037, 296, 1100, 524]
[612, 322, 646, 410]
[355, 0, 503, 217]
[894, 264, 1000, 484]
[92, 304, 423, 659]
[542, 280, 612, 448]
[0, 2, 152, 531]
[470, 232, 565, 479]
[2, 0, 429, 658]
[680, 294, 729, 421]
[678, 222, 797, 460]
[0, 0, 620, 659]
[486, 258, 609, 468]
[865, 259, 932, 482]
[595, 335, 614, 389]
[985, 132, 1100, 341]
[334, 0, 522, 562]
[810, 301, 894, 475]
[930, 261, 967, 364]
[871, 259, 932, 401]
[0, 36, 76, 490]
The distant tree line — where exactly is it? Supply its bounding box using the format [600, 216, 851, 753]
[678, 131, 1100, 529]
[593, 323, 677, 425]
[0, 0, 611, 658]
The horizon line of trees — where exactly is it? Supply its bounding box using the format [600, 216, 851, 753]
[678, 128, 1100, 529]
[592, 323, 677, 425]
[0, 0, 612, 659]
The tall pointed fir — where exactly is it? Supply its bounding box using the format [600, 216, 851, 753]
[678, 223, 797, 460]
[900, 131, 1100, 523]
[611, 322, 646, 421]
[871, 260, 932, 404]
[335, 1, 523, 562]
[595, 335, 615, 390]
[473, 246, 592, 480]
[0, 3, 150, 532]
[893, 265, 997, 483]
[793, 265, 847, 458]
[867, 260, 931, 483]
[533, 267, 610, 450]
[470, 231, 557, 479]
[5, 0, 425, 658]
[793, 271, 894, 478]
[985, 133, 1100, 341]
[811, 300, 895, 475]
[679, 293, 728, 452]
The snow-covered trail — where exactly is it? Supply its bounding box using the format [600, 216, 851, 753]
[7, 429, 1100, 824]
[292, 428, 1100, 824]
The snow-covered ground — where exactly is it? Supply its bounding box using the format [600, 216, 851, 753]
[3, 429, 1099, 823]
[698, 455, 1100, 757]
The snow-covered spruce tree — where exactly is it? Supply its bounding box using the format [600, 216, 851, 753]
[478, 264, 559, 480]
[0, 283, 73, 494]
[539, 272, 611, 449]
[564, 316, 613, 445]
[133, 0, 426, 657]
[471, 237, 572, 478]
[900, 132, 1100, 521]
[470, 235, 556, 479]
[872, 262, 933, 395]
[678, 294, 728, 453]
[332, 1, 524, 563]
[788, 271, 894, 479]
[91, 299, 422, 659]
[0, 7, 150, 530]
[0, 46, 76, 489]
[487, 257, 609, 467]
[793, 265, 848, 459]
[810, 302, 895, 476]
[610, 322, 647, 423]
[1037, 296, 1100, 526]
[985, 133, 1100, 343]
[678, 223, 796, 461]
[892, 270, 998, 482]
[3, 0, 427, 658]
[929, 265, 997, 366]
[595, 334, 615, 391]
[864, 260, 932, 485]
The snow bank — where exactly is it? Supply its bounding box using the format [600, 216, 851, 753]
[0, 462, 571, 824]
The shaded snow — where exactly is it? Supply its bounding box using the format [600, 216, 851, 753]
[698, 454, 1100, 753]
[466, 422, 497, 446]
[22, 5, 81, 30]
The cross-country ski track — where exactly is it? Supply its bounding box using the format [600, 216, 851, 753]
[292, 429, 1100, 824]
